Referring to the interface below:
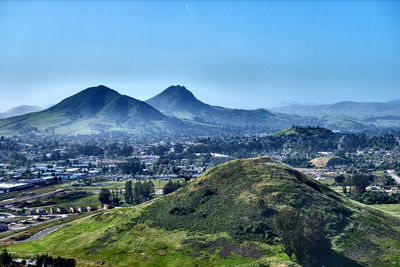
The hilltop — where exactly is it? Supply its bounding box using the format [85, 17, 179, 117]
[271, 100, 400, 129]
[272, 100, 400, 119]
[0, 85, 318, 136]
[6, 157, 400, 266]
[147, 85, 319, 130]
[0, 85, 188, 136]
[1, 84, 398, 136]
[146, 85, 209, 115]
[0, 105, 42, 119]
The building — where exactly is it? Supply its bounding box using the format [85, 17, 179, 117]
[0, 182, 34, 193]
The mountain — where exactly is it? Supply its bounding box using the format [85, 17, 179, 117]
[271, 100, 400, 118]
[0, 85, 185, 136]
[146, 85, 208, 115]
[147, 85, 319, 131]
[6, 157, 400, 266]
[0, 105, 42, 119]
[271, 100, 400, 129]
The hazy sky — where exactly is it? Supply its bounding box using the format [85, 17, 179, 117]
[0, 1, 399, 111]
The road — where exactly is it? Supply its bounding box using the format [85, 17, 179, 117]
[0, 212, 97, 244]
[23, 223, 66, 242]
[387, 170, 400, 184]
[0, 223, 66, 244]
[0, 189, 66, 207]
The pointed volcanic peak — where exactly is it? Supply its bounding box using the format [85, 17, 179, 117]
[146, 85, 208, 114]
[0, 85, 185, 136]
[47, 85, 167, 122]
[147, 85, 318, 130]
[48, 85, 121, 117]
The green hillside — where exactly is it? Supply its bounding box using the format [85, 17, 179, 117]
[271, 101, 400, 129]
[5, 158, 400, 266]
[146, 85, 319, 129]
[0, 85, 185, 136]
[272, 101, 400, 119]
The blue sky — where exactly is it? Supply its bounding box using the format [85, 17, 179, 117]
[0, 1, 399, 111]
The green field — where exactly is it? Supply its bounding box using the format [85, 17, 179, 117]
[372, 204, 400, 217]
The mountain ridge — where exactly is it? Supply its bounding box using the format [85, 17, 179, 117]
[272, 99, 400, 119]
[146, 85, 319, 130]
[0, 105, 42, 119]
[0, 85, 184, 136]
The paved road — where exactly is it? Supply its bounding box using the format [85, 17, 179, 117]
[0, 213, 96, 244]
[387, 170, 400, 184]
[23, 223, 66, 242]
[0, 189, 66, 206]
[0, 223, 66, 244]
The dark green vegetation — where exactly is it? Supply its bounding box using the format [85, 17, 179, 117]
[272, 100, 400, 130]
[1, 249, 76, 267]
[0, 85, 187, 136]
[0, 85, 319, 137]
[5, 157, 400, 266]
[182, 126, 399, 168]
[273, 209, 331, 265]
[146, 85, 319, 131]
[1, 85, 399, 136]
[124, 180, 155, 205]
[162, 180, 183, 195]
[354, 191, 400, 205]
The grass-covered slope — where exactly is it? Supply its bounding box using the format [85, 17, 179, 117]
[6, 158, 400, 266]
[0, 85, 185, 136]
[146, 85, 320, 129]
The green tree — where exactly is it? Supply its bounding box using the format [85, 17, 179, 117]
[131, 181, 155, 204]
[351, 174, 374, 194]
[273, 209, 331, 265]
[111, 191, 121, 206]
[163, 180, 182, 195]
[36, 254, 76, 267]
[98, 189, 112, 205]
[0, 249, 12, 266]
[125, 181, 134, 204]
[335, 175, 347, 193]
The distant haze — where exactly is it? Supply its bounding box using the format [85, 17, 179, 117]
[0, 1, 399, 110]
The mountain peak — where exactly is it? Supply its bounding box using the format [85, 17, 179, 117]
[49, 85, 121, 114]
[146, 85, 206, 114]
[80, 85, 119, 95]
[160, 85, 198, 100]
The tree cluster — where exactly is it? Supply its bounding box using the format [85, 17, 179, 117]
[98, 189, 121, 206]
[272, 209, 331, 265]
[354, 191, 400, 204]
[124, 180, 155, 205]
[162, 180, 182, 195]
[0, 249, 76, 267]
[118, 158, 145, 175]
[335, 174, 374, 195]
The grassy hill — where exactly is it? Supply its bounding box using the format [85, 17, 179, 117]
[146, 85, 320, 131]
[5, 157, 400, 266]
[0, 86, 187, 136]
[272, 101, 400, 130]
[272, 101, 400, 120]
[0, 105, 42, 119]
